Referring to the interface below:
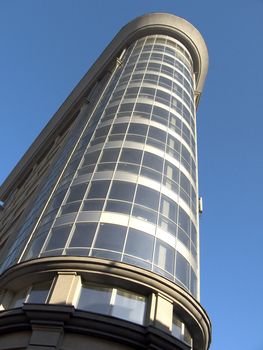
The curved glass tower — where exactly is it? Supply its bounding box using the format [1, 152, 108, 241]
[0, 13, 211, 350]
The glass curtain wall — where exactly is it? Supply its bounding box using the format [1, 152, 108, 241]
[14, 35, 198, 298]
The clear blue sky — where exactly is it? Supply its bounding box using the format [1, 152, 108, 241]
[1, 1, 263, 349]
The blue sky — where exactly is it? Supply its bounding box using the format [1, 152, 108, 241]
[1, 1, 263, 349]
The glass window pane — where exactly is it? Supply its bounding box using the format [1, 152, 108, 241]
[47, 190, 66, 213]
[27, 281, 51, 304]
[69, 223, 97, 247]
[158, 215, 177, 236]
[82, 200, 104, 211]
[100, 148, 120, 163]
[94, 125, 110, 138]
[61, 201, 81, 215]
[172, 314, 182, 339]
[154, 239, 174, 274]
[128, 123, 148, 136]
[109, 181, 136, 202]
[67, 184, 87, 203]
[82, 151, 100, 167]
[142, 152, 163, 172]
[9, 289, 28, 308]
[87, 181, 110, 199]
[148, 127, 166, 143]
[94, 224, 126, 251]
[190, 267, 197, 298]
[132, 205, 157, 224]
[24, 232, 48, 260]
[135, 185, 159, 211]
[77, 285, 112, 314]
[120, 148, 143, 165]
[106, 200, 132, 215]
[178, 207, 190, 233]
[160, 195, 178, 222]
[125, 228, 154, 261]
[111, 123, 128, 134]
[140, 167, 162, 182]
[112, 289, 146, 325]
[45, 225, 72, 251]
[178, 227, 190, 248]
[176, 252, 189, 287]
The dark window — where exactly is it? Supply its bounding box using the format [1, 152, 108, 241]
[111, 123, 128, 134]
[87, 181, 110, 199]
[27, 281, 51, 304]
[94, 125, 110, 138]
[135, 185, 159, 211]
[48, 190, 66, 212]
[61, 202, 81, 215]
[67, 184, 87, 203]
[142, 152, 163, 173]
[109, 181, 136, 202]
[106, 200, 132, 215]
[176, 252, 189, 287]
[125, 228, 154, 261]
[120, 148, 142, 165]
[128, 123, 148, 136]
[69, 223, 97, 247]
[82, 200, 104, 211]
[178, 227, 190, 248]
[148, 127, 166, 143]
[134, 103, 152, 114]
[119, 103, 134, 113]
[45, 225, 72, 250]
[82, 151, 100, 167]
[178, 207, 190, 233]
[100, 148, 120, 163]
[94, 224, 126, 251]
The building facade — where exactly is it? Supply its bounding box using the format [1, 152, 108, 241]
[0, 13, 211, 350]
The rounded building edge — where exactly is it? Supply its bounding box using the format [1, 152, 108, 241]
[118, 13, 209, 94]
[0, 257, 212, 350]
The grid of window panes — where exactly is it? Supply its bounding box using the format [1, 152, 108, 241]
[22, 35, 199, 298]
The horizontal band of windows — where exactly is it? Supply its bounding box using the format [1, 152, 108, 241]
[105, 96, 194, 139]
[121, 66, 193, 107]
[70, 168, 197, 222]
[130, 44, 193, 75]
[131, 37, 193, 66]
[97, 115, 196, 162]
[123, 53, 193, 89]
[98, 111, 195, 158]
[77, 141, 196, 192]
[95, 121, 195, 163]
[41, 179, 197, 247]
[34, 222, 197, 287]
[132, 41, 193, 72]
[26, 222, 197, 277]
[118, 64, 193, 101]
[50, 191, 197, 249]
[79, 136, 195, 182]
[119, 71, 194, 114]
[134, 34, 193, 65]
[125, 50, 193, 83]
